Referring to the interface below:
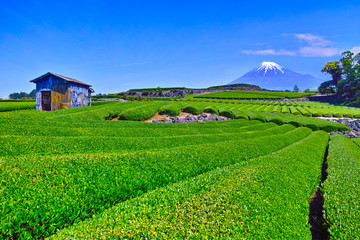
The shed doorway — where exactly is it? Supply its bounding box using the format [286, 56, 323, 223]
[41, 91, 51, 111]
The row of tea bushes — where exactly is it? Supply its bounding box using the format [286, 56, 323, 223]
[106, 101, 350, 132]
[323, 134, 360, 239]
[0, 121, 310, 238]
[191, 103, 350, 132]
[0, 123, 296, 157]
[0, 100, 349, 133]
[0, 102, 35, 112]
[51, 131, 329, 239]
[180, 98, 360, 118]
[193, 90, 316, 99]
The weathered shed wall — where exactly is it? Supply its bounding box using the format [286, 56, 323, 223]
[35, 76, 70, 110]
[69, 83, 89, 108]
[35, 75, 89, 111]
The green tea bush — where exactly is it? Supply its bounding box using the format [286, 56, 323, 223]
[158, 104, 181, 116]
[237, 109, 265, 122]
[289, 105, 301, 115]
[320, 125, 339, 132]
[203, 106, 218, 115]
[218, 107, 234, 119]
[118, 102, 164, 120]
[182, 104, 203, 115]
[268, 118, 285, 125]
[230, 109, 248, 120]
[304, 124, 320, 131]
[272, 104, 282, 112]
[281, 105, 290, 113]
[323, 134, 360, 239]
[288, 121, 303, 127]
[263, 104, 274, 112]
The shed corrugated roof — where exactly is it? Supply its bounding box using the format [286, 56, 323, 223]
[30, 72, 92, 87]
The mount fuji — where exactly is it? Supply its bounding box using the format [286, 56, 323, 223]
[228, 62, 324, 91]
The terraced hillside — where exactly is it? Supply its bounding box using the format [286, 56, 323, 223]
[194, 90, 317, 99]
[180, 98, 360, 118]
[104, 101, 350, 132]
[0, 101, 359, 239]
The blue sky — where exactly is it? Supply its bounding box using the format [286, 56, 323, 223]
[1, 0, 360, 98]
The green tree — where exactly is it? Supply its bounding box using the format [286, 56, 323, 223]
[29, 89, 36, 97]
[321, 61, 342, 85]
[320, 50, 360, 105]
[318, 81, 336, 94]
[338, 51, 360, 99]
[9, 89, 36, 99]
[293, 85, 299, 92]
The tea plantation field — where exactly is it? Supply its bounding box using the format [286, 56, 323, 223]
[0, 101, 359, 239]
[181, 98, 360, 118]
[0, 102, 35, 112]
[194, 90, 317, 99]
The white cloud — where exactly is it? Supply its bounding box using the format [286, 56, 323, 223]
[241, 49, 296, 56]
[295, 33, 340, 57]
[242, 33, 340, 57]
[299, 46, 339, 57]
[351, 46, 360, 54]
[294, 33, 332, 47]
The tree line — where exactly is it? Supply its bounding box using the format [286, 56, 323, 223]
[9, 89, 36, 99]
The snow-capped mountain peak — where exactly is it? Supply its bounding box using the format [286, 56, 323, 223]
[228, 61, 324, 90]
[256, 62, 284, 75]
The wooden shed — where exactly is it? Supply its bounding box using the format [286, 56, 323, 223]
[30, 72, 94, 111]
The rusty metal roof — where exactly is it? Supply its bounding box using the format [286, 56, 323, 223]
[30, 72, 92, 87]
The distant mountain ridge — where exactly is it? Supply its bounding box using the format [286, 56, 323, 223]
[229, 62, 323, 90]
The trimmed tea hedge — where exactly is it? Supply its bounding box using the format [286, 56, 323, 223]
[0, 102, 35, 112]
[158, 104, 182, 116]
[323, 134, 360, 239]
